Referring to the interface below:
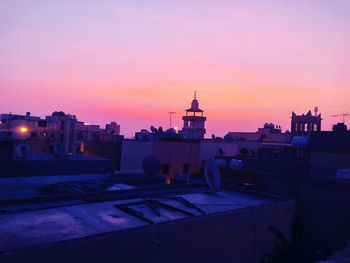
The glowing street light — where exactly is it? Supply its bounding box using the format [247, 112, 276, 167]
[20, 127, 28, 133]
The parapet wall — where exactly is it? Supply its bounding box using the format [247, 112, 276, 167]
[0, 158, 112, 177]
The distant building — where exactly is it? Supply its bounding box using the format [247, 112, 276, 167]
[229, 123, 287, 142]
[236, 122, 350, 180]
[0, 111, 120, 154]
[307, 122, 350, 180]
[228, 123, 290, 157]
[291, 110, 321, 137]
[179, 92, 207, 140]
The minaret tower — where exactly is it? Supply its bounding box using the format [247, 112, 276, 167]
[180, 91, 207, 139]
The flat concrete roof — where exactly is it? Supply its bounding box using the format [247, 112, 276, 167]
[0, 189, 278, 255]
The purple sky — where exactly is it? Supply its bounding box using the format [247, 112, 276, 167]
[1, 0, 349, 137]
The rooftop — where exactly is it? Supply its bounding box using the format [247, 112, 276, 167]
[0, 187, 280, 255]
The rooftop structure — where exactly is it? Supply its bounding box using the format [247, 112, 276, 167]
[291, 110, 322, 137]
[0, 186, 295, 263]
[229, 123, 288, 143]
[179, 91, 207, 139]
[0, 111, 120, 155]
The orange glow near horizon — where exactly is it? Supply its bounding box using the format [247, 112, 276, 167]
[1, 1, 349, 137]
[20, 127, 28, 133]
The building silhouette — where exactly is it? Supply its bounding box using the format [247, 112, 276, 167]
[291, 110, 321, 136]
[179, 92, 207, 139]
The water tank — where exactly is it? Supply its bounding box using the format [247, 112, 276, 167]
[229, 159, 243, 170]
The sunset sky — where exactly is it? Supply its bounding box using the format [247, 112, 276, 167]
[1, 0, 349, 137]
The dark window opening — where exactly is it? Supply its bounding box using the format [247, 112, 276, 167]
[60, 133, 64, 143]
[51, 133, 55, 138]
[30, 132, 37, 138]
[60, 121, 65, 130]
[38, 120, 47, 127]
[240, 148, 249, 156]
[161, 164, 170, 174]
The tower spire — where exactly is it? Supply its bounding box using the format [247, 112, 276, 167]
[194, 90, 196, 99]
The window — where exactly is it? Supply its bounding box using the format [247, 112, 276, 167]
[60, 133, 64, 142]
[38, 120, 47, 127]
[60, 121, 65, 130]
[239, 148, 249, 156]
[183, 163, 190, 173]
[161, 164, 170, 175]
[51, 133, 55, 138]
[30, 131, 37, 138]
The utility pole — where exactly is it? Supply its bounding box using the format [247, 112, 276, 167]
[7, 112, 11, 140]
[168, 112, 176, 129]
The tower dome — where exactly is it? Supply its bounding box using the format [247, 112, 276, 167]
[179, 91, 207, 139]
[191, 98, 199, 111]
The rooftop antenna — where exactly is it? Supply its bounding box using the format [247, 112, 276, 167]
[331, 113, 350, 124]
[194, 90, 197, 99]
[314, 106, 319, 116]
[168, 112, 176, 129]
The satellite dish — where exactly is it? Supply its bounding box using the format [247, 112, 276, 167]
[53, 142, 65, 156]
[158, 126, 164, 134]
[229, 159, 243, 170]
[211, 134, 216, 140]
[215, 159, 227, 168]
[16, 144, 30, 159]
[165, 128, 176, 136]
[204, 160, 221, 192]
[224, 133, 234, 142]
[142, 155, 160, 177]
[150, 126, 156, 133]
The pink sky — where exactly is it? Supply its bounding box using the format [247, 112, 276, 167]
[1, 0, 349, 137]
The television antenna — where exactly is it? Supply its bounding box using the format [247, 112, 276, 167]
[168, 112, 176, 129]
